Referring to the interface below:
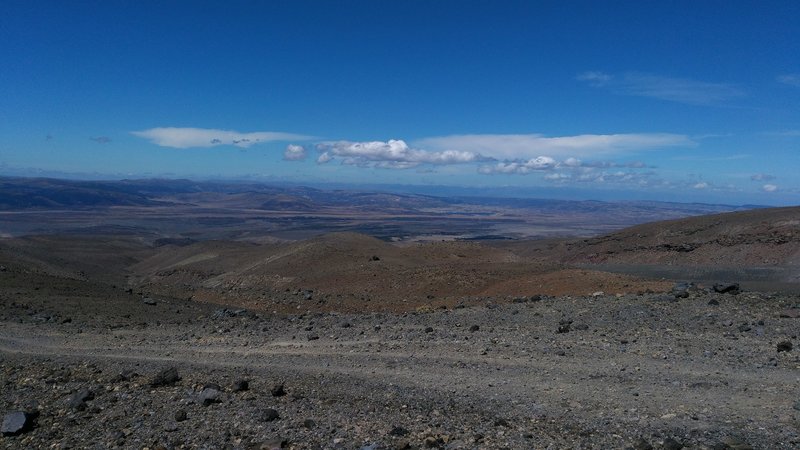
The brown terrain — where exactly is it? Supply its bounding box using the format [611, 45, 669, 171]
[2, 179, 800, 449]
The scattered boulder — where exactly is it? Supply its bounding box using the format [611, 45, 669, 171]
[271, 383, 287, 397]
[303, 418, 316, 429]
[777, 340, 793, 352]
[662, 437, 684, 450]
[708, 298, 720, 306]
[671, 282, 695, 298]
[713, 283, 740, 295]
[150, 367, 181, 387]
[261, 408, 280, 422]
[198, 386, 222, 406]
[631, 437, 653, 450]
[779, 309, 800, 318]
[1, 411, 36, 436]
[716, 436, 753, 450]
[66, 388, 95, 410]
[493, 418, 511, 427]
[110, 370, 137, 383]
[174, 409, 188, 422]
[557, 319, 573, 334]
[512, 295, 542, 303]
[424, 327, 434, 333]
[389, 426, 409, 436]
[232, 379, 249, 392]
[142, 297, 157, 306]
[469, 325, 480, 332]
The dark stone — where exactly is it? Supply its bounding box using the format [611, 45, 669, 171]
[708, 298, 720, 306]
[261, 408, 280, 422]
[713, 283, 740, 295]
[513, 295, 541, 303]
[303, 418, 316, 429]
[493, 418, 511, 427]
[469, 325, 480, 332]
[389, 426, 409, 436]
[737, 323, 752, 332]
[271, 383, 287, 397]
[307, 333, 319, 341]
[1, 411, 35, 436]
[777, 340, 793, 352]
[671, 282, 694, 298]
[662, 437, 683, 450]
[174, 409, 187, 422]
[142, 297, 157, 305]
[66, 388, 94, 410]
[150, 367, 181, 387]
[424, 327, 434, 333]
[370, 255, 381, 261]
[716, 436, 753, 450]
[632, 437, 653, 450]
[110, 370, 137, 383]
[232, 379, 249, 392]
[424, 436, 444, 448]
[198, 387, 221, 406]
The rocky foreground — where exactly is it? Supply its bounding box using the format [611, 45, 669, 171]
[2, 284, 800, 449]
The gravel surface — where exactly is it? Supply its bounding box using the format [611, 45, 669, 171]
[2, 283, 800, 449]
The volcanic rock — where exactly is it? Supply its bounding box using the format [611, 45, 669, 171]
[1, 411, 35, 436]
[713, 283, 740, 295]
[150, 367, 181, 387]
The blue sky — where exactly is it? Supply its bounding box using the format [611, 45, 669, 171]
[1, 1, 799, 204]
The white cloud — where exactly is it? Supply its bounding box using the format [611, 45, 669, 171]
[131, 127, 311, 148]
[693, 182, 709, 189]
[576, 71, 612, 86]
[283, 144, 307, 161]
[750, 173, 776, 181]
[777, 74, 800, 87]
[478, 156, 557, 174]
[313, 139, 483, 169]
[416, 133, 693, 160]
[544, 173, 571, 181]
[762, 184, 778, 192]
[578, 72, 745, 105]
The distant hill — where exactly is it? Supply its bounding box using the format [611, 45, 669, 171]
[0, 177, 163, 208]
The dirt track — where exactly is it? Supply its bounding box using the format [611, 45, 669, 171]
[3, 284, 800, 449]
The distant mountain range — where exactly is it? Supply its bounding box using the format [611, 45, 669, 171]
[0, 176, 761, 213]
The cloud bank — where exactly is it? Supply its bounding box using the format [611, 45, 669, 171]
[314, 139, 484, 169]
[132, 127, 311, 148]
[415, 133, 692, 159]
